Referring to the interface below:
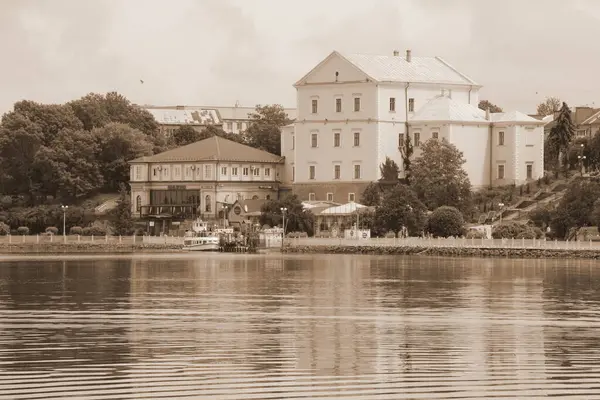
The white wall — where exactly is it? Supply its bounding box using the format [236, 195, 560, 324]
[280, 124, 295, 185]
[448, 124, 491, 188]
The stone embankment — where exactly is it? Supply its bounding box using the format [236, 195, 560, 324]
[282, 245, 600, 259]
[0, 242, 182, 254]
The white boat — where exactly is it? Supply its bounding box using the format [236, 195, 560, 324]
[183, 234, 220, 251]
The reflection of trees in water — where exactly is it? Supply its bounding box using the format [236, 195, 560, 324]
[540, 259, 600, 374]
[0, 259, 132, 372]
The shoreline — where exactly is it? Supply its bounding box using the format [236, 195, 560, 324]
[0, 242, 183, 254]
[282, 244, 600, 259]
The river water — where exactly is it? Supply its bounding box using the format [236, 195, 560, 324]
[1, 254, 600, 399]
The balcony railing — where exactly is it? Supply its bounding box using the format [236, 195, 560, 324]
[139, 204, 200, 219]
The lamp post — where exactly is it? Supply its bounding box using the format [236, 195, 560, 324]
[61, 205, 68, 240]
[498, 202, 504, 223]
[223, 205, 228, 228]
[280, 207, 287, 246]
[578, 143, 586, 176]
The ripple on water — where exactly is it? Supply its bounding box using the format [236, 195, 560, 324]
[1, 254, 600, 399]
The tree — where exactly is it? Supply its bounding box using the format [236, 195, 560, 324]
[587, 129, 600, 171]
[410, 138, 472, 214]
[426, 206, 465, 237]
[260, 194, 314, 235]
[550, 179, 600, 239]
[528, 205, 553, 230]
[245, 104, 292, 155]
[170, 126, 205, 147]
[360, 182, 383, 207]
[478, 100, 503, 113]
[537, 97, 561, 116]
[379, 157, 400, 183]
[201, 125, 247, 144]
[374, 184, 427, 236]
[547, 102, 575, 170]
[111, 183, 134, 235]
[399, 133, 413, 184]
[92, 123, 154, 190]
[492, 222, 541, 239]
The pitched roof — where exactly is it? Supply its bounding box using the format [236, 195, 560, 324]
[130, 136, 284, 164]
[340, 52, 478, 85]
[232, 199, 268, 215]
[145, 108, 221, 125]
[490, 110, 545, 124]
[143, 104, 297, 122]
[410, 95, 487, 123]
[320, 202, 370, 215]
[581, 110, 600, 125]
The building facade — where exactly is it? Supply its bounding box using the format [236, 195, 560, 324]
[143, 104, 297, 136]
[129, 136, 284, 234]
[282, 49, 545, 202]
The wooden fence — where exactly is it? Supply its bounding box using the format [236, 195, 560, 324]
[0, 235, 185, 245]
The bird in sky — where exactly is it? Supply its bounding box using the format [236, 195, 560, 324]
[140, 79, 144, 84]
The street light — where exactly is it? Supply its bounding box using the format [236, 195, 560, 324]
[498, 202, 504, 223]
[280, 207, 287, 247]
[61, 205, 68, 239]
[223, 205, 228, 228]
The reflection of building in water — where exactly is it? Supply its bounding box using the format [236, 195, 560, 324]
[288, 256, 377, 375]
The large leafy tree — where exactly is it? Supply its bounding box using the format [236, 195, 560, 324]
[245, 104, 292, 155]
[92, 123, 154, 190]
[550, 179, 600, 239]
[379, 157, 400, 183]
[410, 138, 472, 214]
[361, 158, 401, 207]
[537, 96, 561, 116]
[547, 102, 575, 170]
[478, 100, 503, 113]
[259, 194, 314, 235]
[170, 126, 205, 147]
[374, 184, 427, 236]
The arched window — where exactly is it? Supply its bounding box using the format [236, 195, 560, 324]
[252, 195, 259, 200]
[136, 195, 142, 212]
[266, 195, 271, 200]
[205, 195, 211, 212]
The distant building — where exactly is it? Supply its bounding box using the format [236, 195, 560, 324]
[282, 49, 545, 203]
[129, 136, 284, 235]
[143, 104, 297, 136]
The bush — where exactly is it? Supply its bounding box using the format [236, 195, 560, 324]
[0, 222, 9, 236]
[69, 226, 83, 235]
[45, 226, 59, 235]
[426, 206, 466, 238]
[492, 222, 540, 239]
[466, 229, 487, 239]
[384, 231, 396, 238]
[16, 226, 29, 235]
[82, 225, 107, 236]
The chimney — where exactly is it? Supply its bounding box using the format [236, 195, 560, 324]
[406, 49, 412, 62]
[393, 50, 399, 56]
[485, 108, 490, 121]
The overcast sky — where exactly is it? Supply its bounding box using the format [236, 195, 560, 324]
[1, 0, 598, 114]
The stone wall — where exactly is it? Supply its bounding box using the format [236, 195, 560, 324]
[282, 244, 600, 259]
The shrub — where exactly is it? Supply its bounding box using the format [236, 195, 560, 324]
[0, 222, 9, 236]
[384, 231, 396, 238]
[16, 226, 29, 235]
[426, 206, 466, 238]
[492, 222, 540, 239]
[45, 226, 59, 235]
[466, 229, 487, 239]
[133, 228, 145, 236]
[69, 226, 83, 235]
[82, 225, 107, 236]
[528, 206, 553, 229]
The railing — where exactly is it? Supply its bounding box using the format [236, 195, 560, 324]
[139, 205, 199, 218]
[0, 235, 185, 246]
[285, 236, 600, 251]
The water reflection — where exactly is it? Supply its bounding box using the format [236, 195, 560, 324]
[1, 255, 600, 398]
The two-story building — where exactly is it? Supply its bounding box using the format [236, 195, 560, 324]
[129, 136, 284, 234]
[282, 49, 545, 203]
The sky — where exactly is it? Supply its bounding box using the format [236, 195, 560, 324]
[1, 0, 599, 114]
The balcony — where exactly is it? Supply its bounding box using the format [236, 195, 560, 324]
[139, 204, 200, 219]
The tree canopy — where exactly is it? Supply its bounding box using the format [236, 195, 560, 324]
[260, 194, 314, 236]
[547, 102, 575, 169]
[478, 100, 503, 113]
[410, 138, 472, 214]
[244, 104, 292, 155]
[536, 96, 561, 116]
[374, 184, 427, 236]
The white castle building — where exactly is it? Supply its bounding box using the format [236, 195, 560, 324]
[281, 49, 545, 203]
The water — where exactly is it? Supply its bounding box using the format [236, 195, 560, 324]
[1, 254, 600, 399]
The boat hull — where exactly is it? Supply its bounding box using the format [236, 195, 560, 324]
[183, 243, 220, 252]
